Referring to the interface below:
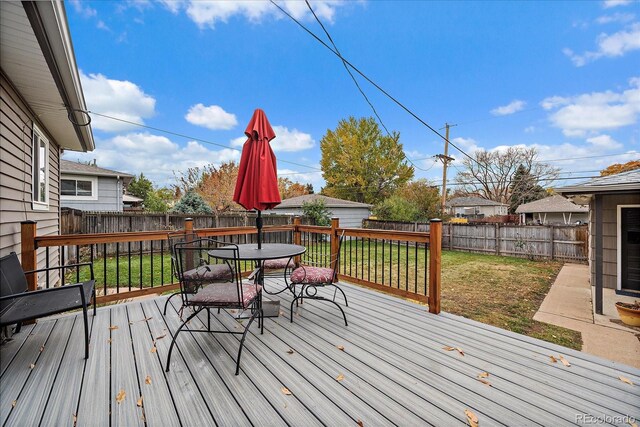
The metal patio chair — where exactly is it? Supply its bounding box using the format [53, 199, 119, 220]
[289, 232, 348, 326]
[165, 239, 263, 375]
[0, 252, 95, 358]
[259, 257, 296, 295]
[163, 231, 234, 315]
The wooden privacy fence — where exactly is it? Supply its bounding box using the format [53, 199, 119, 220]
[21, 218, 442, 313]
[363, 219, 588, 263]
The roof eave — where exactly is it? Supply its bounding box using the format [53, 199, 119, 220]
[23, 0, 94, 152]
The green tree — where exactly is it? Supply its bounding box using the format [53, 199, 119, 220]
[128, 173, 153, 201]
[373, 195, 420, 222]
[320, 117, 414, 205]
[144, 188, 174, 213]
[398, 179, 440, 221]
[509, 164, 547, 213]
[171, 190, 213, 214]
[302, 199, 331, 226]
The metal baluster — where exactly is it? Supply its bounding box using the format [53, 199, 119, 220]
[405, 241, 409, 291]
[381, 239, 385, 286]
[367, 238, 371, 282]
[76, 245, 81, 283]
[45, 247, 50, 288]
[103, 243, 107, 296]
[150, 240, 154, 288]
[128, 241, 132, 291]
[414, 242, 418, 294]
[116, 242, 120, 293]
[397, 240, 401, 289]
[139, 240, 143, 290]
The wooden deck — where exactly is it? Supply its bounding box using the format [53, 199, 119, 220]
[2, 279, 639, 426]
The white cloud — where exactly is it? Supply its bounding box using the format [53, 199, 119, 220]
[163, 0, 349, 29]
[586, 134, 623, 149]
[271, 126, 314, 152]
[603, 0, 632, 8]
[540, 77, 640, 137]
[490, 100, 526, 116]
[69, 0, 97, 17]
[277, 168, 324, 191]
[80, 71, 156, 132]
[596, 12, 636, 24]
[524, 126, 536, 133]
[96, 21, 110, 31]
[63, 133, 240, 186]
[229, 126, 315, 152]
[185, 104, 238, 130]
[564, 22, 640, 66]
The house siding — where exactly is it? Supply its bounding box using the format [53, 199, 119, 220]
[61, 175, 123, 211]
[590, 193, 640, 290]
[526, 212, 588, 225]
[1, 72, 60, 285]
[272, 206, 371, 228]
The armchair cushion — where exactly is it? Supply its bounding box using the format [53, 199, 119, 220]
[290, 266, 334, 285]
[182, 264, 233, 281]
[263, 258, 293, 270]
[190, 283, 261, 309]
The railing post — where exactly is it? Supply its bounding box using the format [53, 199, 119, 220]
[428, 219, 442, 314]
[330, 217, 340, 280]
[293, 216, 302, 266]
[21, 220, 38, 292]
[184, 217, 193, 236]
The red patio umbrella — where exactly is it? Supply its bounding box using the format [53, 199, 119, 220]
[233, 109, 281, 248]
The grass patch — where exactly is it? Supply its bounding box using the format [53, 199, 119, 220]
[440, 251, 582, 350]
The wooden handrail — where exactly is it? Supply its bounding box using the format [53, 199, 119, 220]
[297, 225, 332, 235]
[338, 227, 430, 244]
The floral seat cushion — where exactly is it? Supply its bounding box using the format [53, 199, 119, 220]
[182, 264, 233, 281]
[190, 283, 262, 309]
[263, 258, 293, 269]
[290, 266, 334, 284]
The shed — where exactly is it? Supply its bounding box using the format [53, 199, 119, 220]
[515, 195, 588, 225]
[446, 196, 508, 219]
[272, 194, 372, 228]
[60, 160, 133, 212]
[557, 169, 640, 313]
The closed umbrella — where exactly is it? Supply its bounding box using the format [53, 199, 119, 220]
[233, 108, 281, 249]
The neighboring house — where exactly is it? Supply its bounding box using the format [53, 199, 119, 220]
[557, 170, 640, 313]
[123, 193, 144, 211]
[446, 197, 508, 219]
[60, 160, 132, 212]
[0, 0, 94, 281]
[515, 195, 588, 225]
[272, 194, 372, 228]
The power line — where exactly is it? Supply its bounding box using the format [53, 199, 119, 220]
[268, 0, 483, 170]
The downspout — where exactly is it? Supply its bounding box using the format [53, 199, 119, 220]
[594, 194, 603, 315]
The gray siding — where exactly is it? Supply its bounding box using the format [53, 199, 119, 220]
[528, 212, 588, 225]
[1, 72, 60, 284]
[272, 207, 371, 228]
[61, 175, 123, 212]
[590, 193, 640, 290]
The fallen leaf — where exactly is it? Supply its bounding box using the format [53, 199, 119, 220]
[455, 347, 465, 356]
[477, 372, 489, 379]
[137, 396, 143, 407]
[281, 387, 292, 395]
[155, 334, 167, 340]
[549, 355, 558, 363]
[73, 413, 77, 427]
[109, 326, 118, 331]
[443, 346, 464, 356]
[286, 349, 294, 355]
[107, 339, 112, 344]
[145, 375, 152, 385]
[40, 346, 44, 353]
[628, 421, 638, 427]
[143, 317, 153, 322]
[336, 374, 345, 382]
[357, 421, 364, 427]
[29, 363, 35, 370]
[619, 376, 634, 386]
[559, 355, 571, 367]
[129, 321, 134, 325]
[150, 346, 157, 353]
[476, 378, 492, 387]
[116, 389, 126, 404]
[11, 400, 16, 408]
[337, 345, 345, 351]
[465, 409, 478, 427]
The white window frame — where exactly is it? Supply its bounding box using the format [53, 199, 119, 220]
[60, 175, 99, 201]
[31, 124, 49, 210]
[617, 204, 640, 291]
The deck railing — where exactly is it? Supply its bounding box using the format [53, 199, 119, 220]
[20, 217, 442, 313]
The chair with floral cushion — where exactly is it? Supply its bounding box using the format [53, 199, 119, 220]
[163, 231, 234, 315]
[165, 238, 262, 375]
[289, 232, 347, 326]
[259, 257, 295, 295]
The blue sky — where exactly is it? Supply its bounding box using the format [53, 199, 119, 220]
[64, 0, 640, 192]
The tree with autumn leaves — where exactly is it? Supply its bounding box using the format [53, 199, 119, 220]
[600, 160, 640, 176]
[320, 117, 414, 205]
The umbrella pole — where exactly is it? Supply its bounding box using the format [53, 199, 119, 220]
[256, 210, 263, 249]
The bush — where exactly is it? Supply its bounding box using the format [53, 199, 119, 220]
[302, 199, 331, 226]
[171, 190, 212, 214]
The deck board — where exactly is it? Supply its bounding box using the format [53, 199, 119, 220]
[1, 279, 638, 426]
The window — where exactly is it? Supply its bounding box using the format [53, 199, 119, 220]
[32, 125, 49, 210]
[61, 176, 98, 200]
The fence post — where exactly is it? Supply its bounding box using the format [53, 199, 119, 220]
[330, 217, 340, 280]
[495, 223, 501, 256]
[550, 225, 555, 260]
[21, 221, 38, 292]
[293, 216, 302, 266]
[428, 219, 442, 314]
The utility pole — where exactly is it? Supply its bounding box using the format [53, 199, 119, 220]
[436, 123, 456, 215]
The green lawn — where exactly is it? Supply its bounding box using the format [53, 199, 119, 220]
[75, 243, 582, 350]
